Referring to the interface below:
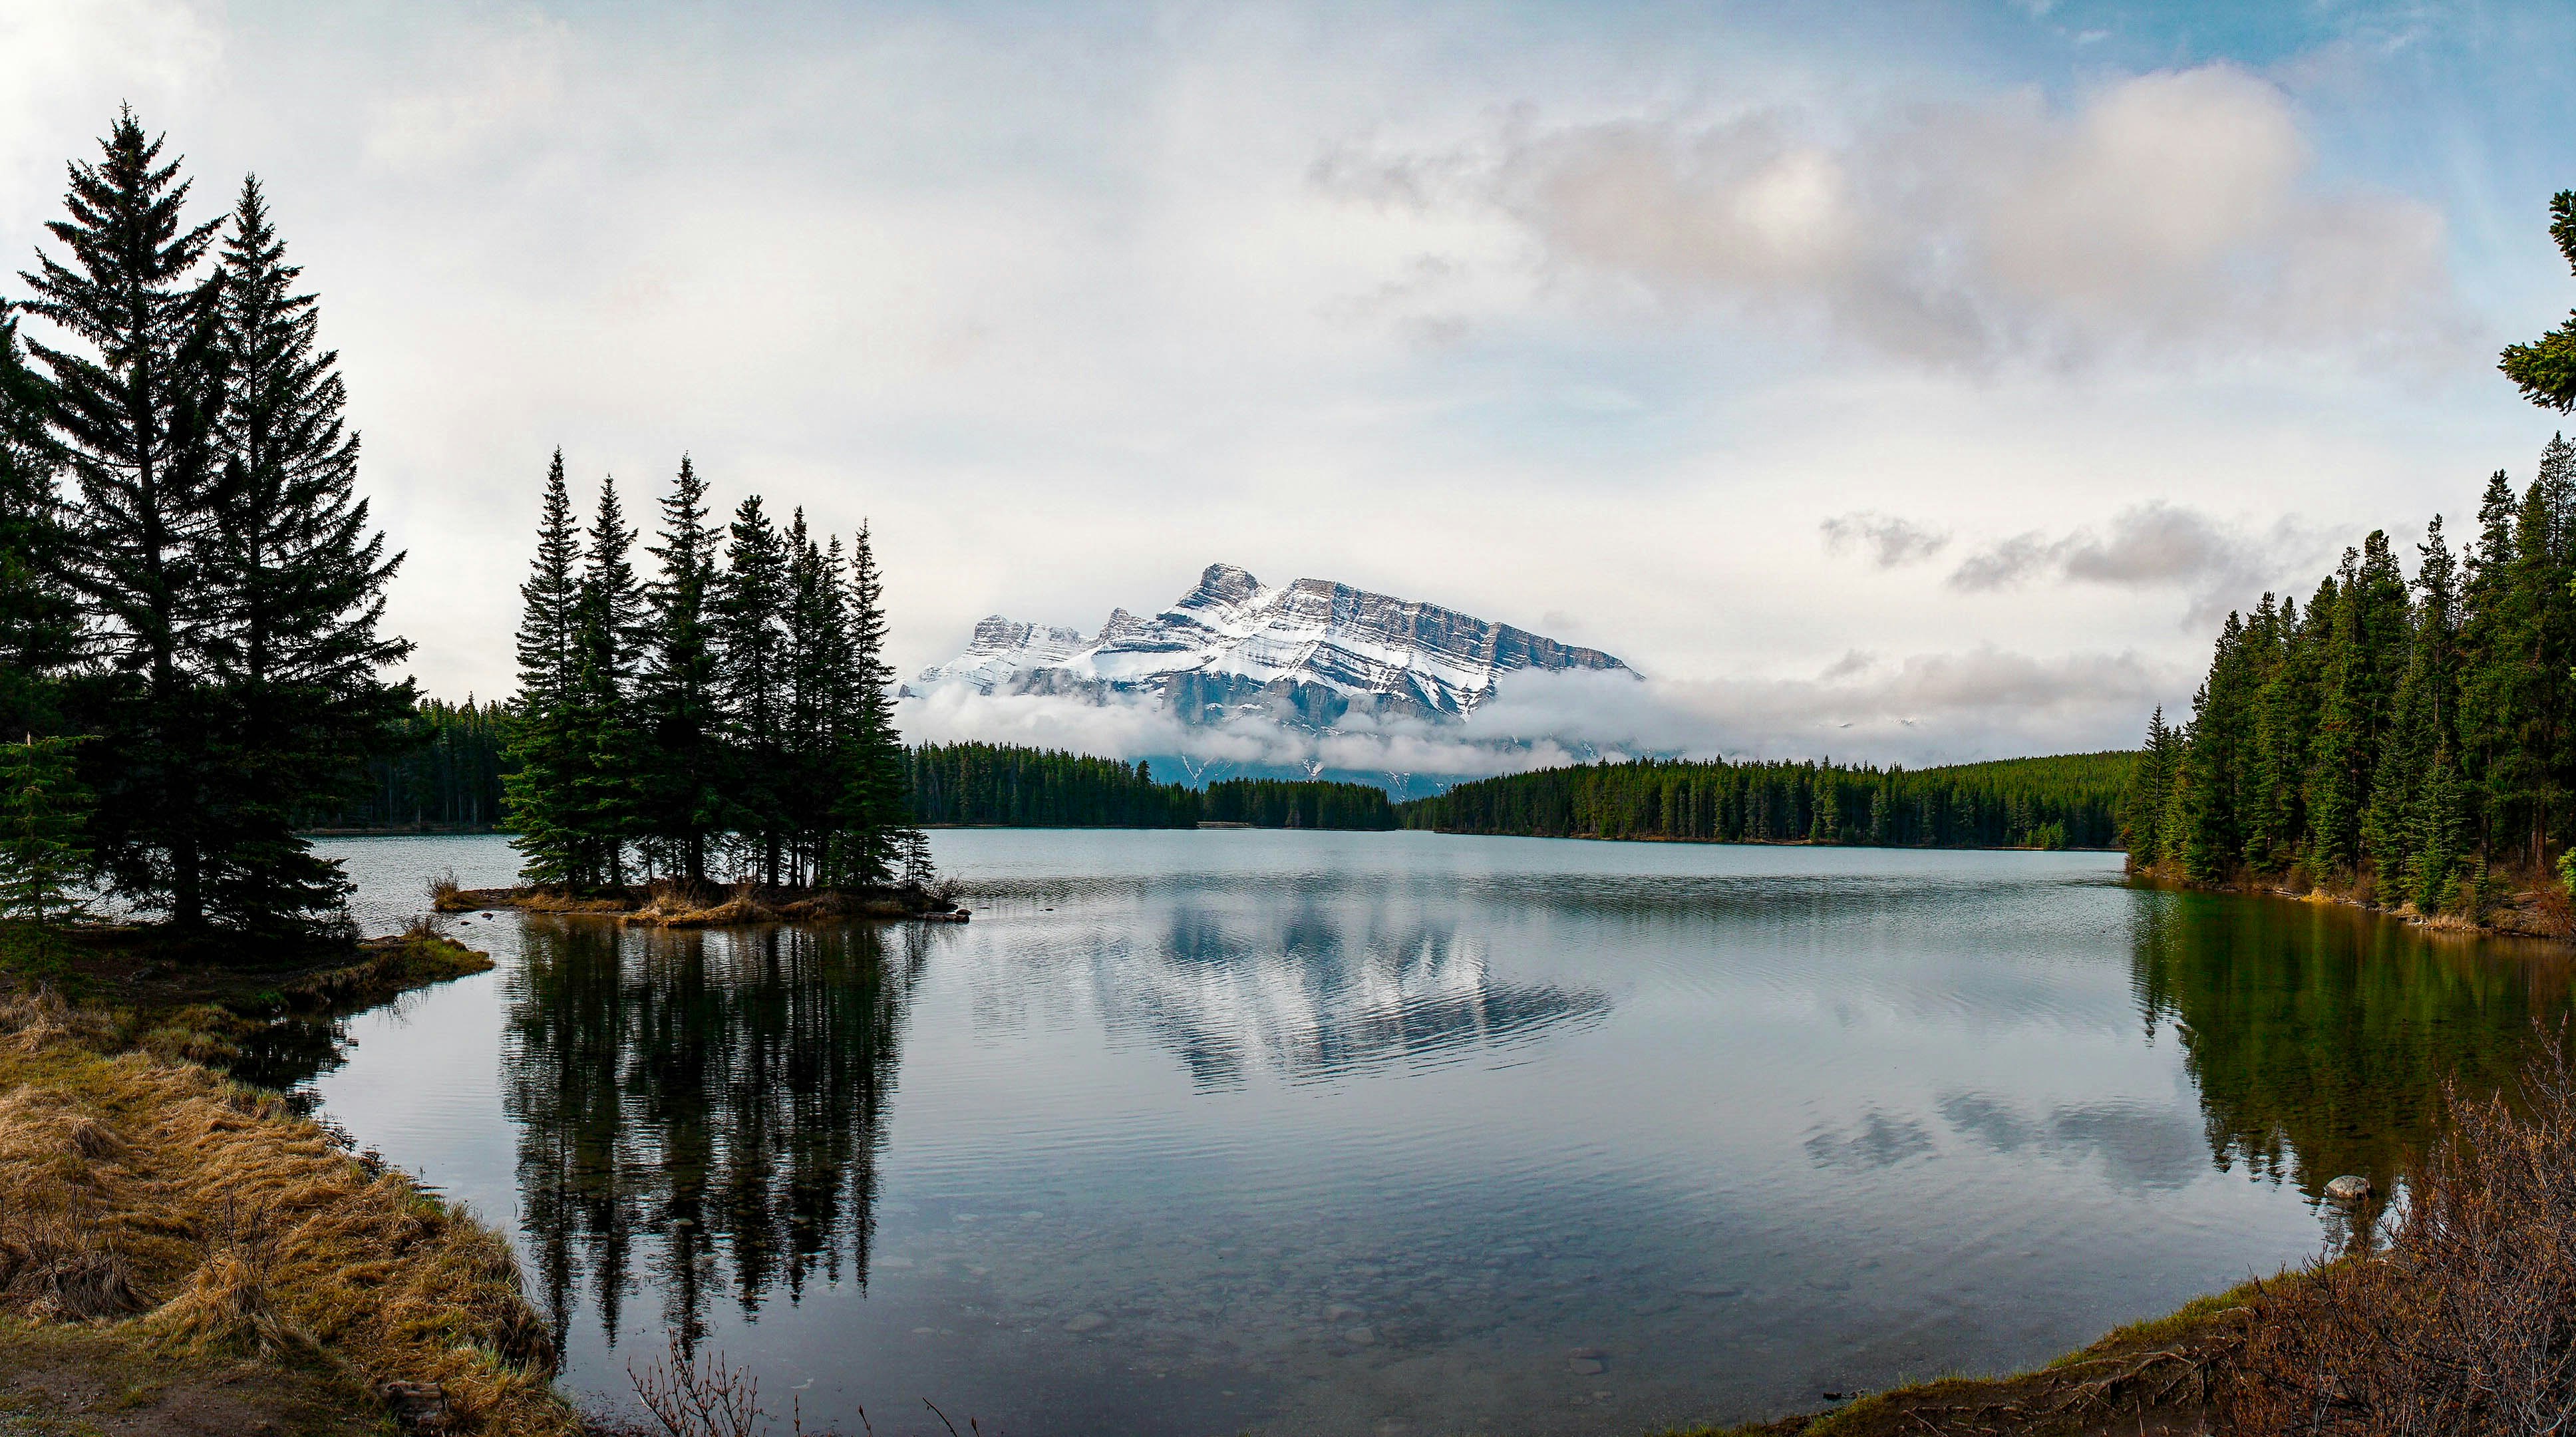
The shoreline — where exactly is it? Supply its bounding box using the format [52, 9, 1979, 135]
[0, 924, 2295, 1436]
[436, 881, 971, 927]
[0, 936, 575, 1434]
[2126, 863, 2575, 947]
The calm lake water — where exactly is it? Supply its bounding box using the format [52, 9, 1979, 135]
[296, 831, 2575, 1436]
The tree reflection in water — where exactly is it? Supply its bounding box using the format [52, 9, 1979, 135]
[502, 918, 930, 1351]
[2134, 890, 2576, 1199]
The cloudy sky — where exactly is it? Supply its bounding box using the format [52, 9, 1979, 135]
[6, 0, 2573, 767]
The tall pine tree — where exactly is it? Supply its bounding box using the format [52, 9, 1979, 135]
[639, 455, 723, 883]
[19, 110, 230, 927]
[200, 176, 412, 934]
[505, 452, 586, 885]
[716, 495, 787, 884]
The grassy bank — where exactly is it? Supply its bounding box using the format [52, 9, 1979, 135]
[0, 938, 574, 1435]
[1685, 1286, 2255, 1437]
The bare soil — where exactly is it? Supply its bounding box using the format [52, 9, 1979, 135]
[0, 1319, 386, 1436]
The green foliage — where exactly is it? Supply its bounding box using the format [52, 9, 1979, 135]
[1396, 751, 2132, 848]
[301, 697, 512, 830]
[0, 734, 90, 921]
[901, 744, 1401, 830]
[1200, 778, 1395, 830]
[2500, 191, 2576, 412]
[9, 110, 409, 943]
[504, 463, 923, 889]
[905, 744, 1196, 827]
[2149, 432, 2576, 907]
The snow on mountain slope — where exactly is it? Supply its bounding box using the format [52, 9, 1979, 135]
[909, 563, 1631, 728]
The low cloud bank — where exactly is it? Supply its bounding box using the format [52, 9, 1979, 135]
[895, 645, 2174, 784]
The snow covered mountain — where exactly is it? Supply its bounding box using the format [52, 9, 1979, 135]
[909, 562, 1631, 728]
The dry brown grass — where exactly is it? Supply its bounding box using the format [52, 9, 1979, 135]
[0, 987, 575, 1434]
[2225, 1032, 2576, 1434]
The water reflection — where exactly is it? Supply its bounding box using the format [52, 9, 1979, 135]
[2133, 889, 2576, 1198]
[297, 834, 2576, 1436]
[502, 919, 931, 1348]
[1104, 907, 1613, 1088]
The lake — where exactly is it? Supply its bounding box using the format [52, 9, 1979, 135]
[297, 830, 2575, 1436]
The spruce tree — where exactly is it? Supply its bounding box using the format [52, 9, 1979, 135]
[836, 522, 915, 885]
[200, 176, 412, 934]
[2307, 537, 2409, 874]
[639, 456, 722, 884]
[18, 110, 228, 927]
[715, 496, 787, 884]
[0, 734, 91, 923]
[2124, 707, 2172, 869]
[506, 452, 585, 885]
[2494, 441, 2576, 870]
[564, 474, 643, 885]
[0, 307, 77, 738]
[2456, 469, 2521, 848]
[2501, 191, 2576, 412]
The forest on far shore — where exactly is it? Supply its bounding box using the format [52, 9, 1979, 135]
[308, 711, 2128, 849]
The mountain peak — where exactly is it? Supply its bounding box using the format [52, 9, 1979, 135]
[911, 563, 1629, 726]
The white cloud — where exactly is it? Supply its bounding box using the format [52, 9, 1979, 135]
[897, 646, 2169, 784]
[1822, 510, 1951, 566]
[1327, 64, 2471, 371]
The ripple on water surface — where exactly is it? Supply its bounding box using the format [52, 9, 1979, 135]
[300, 829, 2576, 1436]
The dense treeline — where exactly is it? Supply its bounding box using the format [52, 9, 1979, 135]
[1396, 752, 2132, 849]
[0, 112, 411, 941]
[505, 454, 920, 891]
[2128, 435, 2576, 909]
[905, 744, 1196, 826]
[1201, 777, 1396, 830]
[903, 742, 1396, 829]
[301, 697, 510, 831]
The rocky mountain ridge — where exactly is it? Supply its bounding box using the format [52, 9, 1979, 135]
[909, 562, 1630, 728]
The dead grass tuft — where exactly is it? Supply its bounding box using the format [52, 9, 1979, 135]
[0, 981, 574, 1433]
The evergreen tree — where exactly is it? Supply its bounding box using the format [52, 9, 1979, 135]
[561, 474, 644, 886]
[780, 510, 839, 885]
[2307, 536, 2409, 873]
[836, 522, 914, 885]
[199, 176, 412, 934]
[2492, 440, 2576, 869]
[0, 735, 91, 923]
[0, 305, 77, 738]
[715, 495, 788, 883]
[2174, 612, 2257, 882]
[506, 453, 586, 885]
[2124, 707, 2172, 868]
[18, 110, 230, 927]
[638, 456, 723, 883]
[2501, 191, 2576, 412]
[2247, 592, 2320, 868]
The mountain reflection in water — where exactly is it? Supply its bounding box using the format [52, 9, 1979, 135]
[498, 897, 1611, 1347]
[1094, 905, 1612, 1088]
[295, 834, 2576, 1436]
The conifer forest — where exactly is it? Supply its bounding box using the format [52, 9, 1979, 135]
[1395, 752, 2132, 849]
[2126, 433, 2576, 910]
